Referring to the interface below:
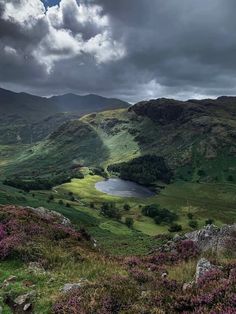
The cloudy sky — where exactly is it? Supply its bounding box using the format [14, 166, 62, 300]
[0, 0, 236, 102]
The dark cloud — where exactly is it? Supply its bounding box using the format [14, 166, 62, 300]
[1, 0, 236, 102]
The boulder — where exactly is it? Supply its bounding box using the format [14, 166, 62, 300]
[23, 303, 32, 311]
[28, 262, 46, 275]
[195, 258, 215, 283]
[61, 283, 83, 293]
[14, 291, 36, 306]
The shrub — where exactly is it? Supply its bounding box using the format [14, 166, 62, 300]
[188, 220, 198, 229]
[168, 223, 182, 232]
[228, 175, 234, 182]
[124, 204, 131, 211]
[205, 218, 214, 225]
[125, 217, 134, 228]
[187, 213, 194, 220]
[176, 240, 199, 260]
[142, 204, 177, 225]
[100, 203, 121, 220]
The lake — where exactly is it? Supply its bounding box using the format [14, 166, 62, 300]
[95, 178, 155, 198]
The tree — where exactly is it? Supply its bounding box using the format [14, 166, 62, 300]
[124, 204, 131, 211]
[48, 194, 54, 202]
[188, 220, 198, 229]
[125, 217, 134, 228]
[58, 200, 64, 205]
[100, 202, 121, 220]
[228, 175, 234, 182]
[187, 213, 194, 220]
[205, 218, 214, 225]
[168, 223, 182, 232]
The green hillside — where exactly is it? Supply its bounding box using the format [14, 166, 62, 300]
[1, 98, 236, 239]
[6, 97, 236, 184]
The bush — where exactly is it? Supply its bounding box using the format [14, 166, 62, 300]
[188, 220, 198, 229]
[187, 213, 194, 220]
[228, 175, 234, 182]
[124, 204, 131, 211]
[100, 203, 121, 220]
[125, 217, 134, 228]
[168, 223, 182, 232]
[142, 204, 177, 225]
[205, 218, 214, 225]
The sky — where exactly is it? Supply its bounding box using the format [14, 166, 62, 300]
[0, 0, 236, 102]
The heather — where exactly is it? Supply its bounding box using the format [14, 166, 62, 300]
[53, 257, 236, 314]
[53, 240, 236, 313]
[0, 205, 85, 265]
[0, 205, 235, 313]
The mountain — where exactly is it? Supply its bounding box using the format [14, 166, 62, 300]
[0, 87, 129, 120]
[0, 87, 129, 144]
[50, 93, 130, 115]
[5, 96, 236, 184]
[0, 88, 56, 121]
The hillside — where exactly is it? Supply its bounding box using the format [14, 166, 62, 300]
[1, 96, 236, 235]
[0, 205, 235, 313]
[50, 93, 129, 115]
[7, 96, 236, 183]
[0, 88, 129, 144]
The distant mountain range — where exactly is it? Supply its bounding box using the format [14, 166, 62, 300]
[0, 87, 129, 121]
[0, 87, 129, 144]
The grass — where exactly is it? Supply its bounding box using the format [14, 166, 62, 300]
[58, 174, 236, 238]
[0, 252, 127, 313]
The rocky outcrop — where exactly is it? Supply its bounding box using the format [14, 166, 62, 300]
[185, 224, 236, 253]
[129, 98, 207, 125]
[26, 206, 71, 226]
[153, 224, 236, 255]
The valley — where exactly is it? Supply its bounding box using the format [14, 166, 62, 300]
[0, 91, 236, 312]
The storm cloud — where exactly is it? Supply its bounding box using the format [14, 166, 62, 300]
[1, 0, 236, 102]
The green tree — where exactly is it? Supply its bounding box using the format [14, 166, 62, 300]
[188, 220, 198, 229]
[205, 218, 214, 225]
[125, 217, 134, 228]
[168, 223, 182, 232]
[124, 204, 131, 211]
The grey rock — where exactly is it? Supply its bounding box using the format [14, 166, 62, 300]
[185, 224, 236, 253]
[161, 272, 168, 279]
[28, 262, 46, 275]
[14, 291, 36, 306]
[26, 206, 71, 226]
[23, 303, 31, 311]
[61, 283, 83, 293]
[183, 281, 194, 291]
[14, 294, 29, 306]
[7, 275, 17, 282]
[195, 258, 215, 283]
